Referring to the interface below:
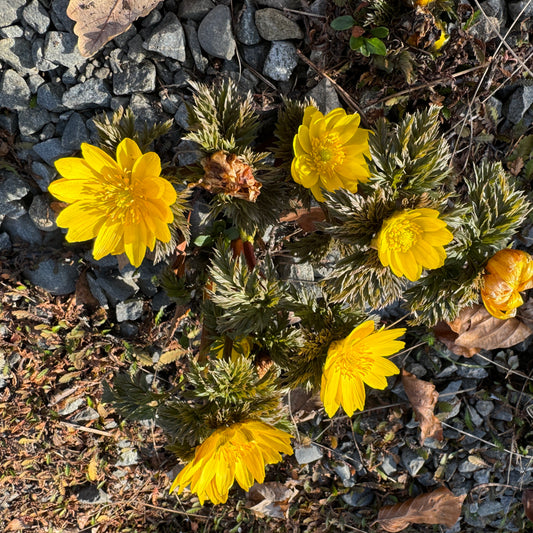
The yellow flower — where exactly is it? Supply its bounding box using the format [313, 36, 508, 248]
[481, 249, 533, 319]
[373, 208, 453, 281]
[48, 138, 177, 268]
[169, 420, 293, 505]
[321, 321, 405, 418]
[291, 106, 371, 202]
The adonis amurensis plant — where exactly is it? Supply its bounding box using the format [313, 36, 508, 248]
[50, 79, 532, 506]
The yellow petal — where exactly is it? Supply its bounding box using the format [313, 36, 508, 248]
[132, 151, 162, 181]
[93, 221, 124, 260]
[116, 138, 142, 172]
[54, 157, 101, 181]
[124, 222, 148, 268]
[81, 143, 120, 175]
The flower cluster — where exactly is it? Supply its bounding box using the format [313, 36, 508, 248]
[321, 321, 405, 418]
[373, 208, 454, 281]
[170, 421, 293, 504]
[49, 138, 177, 268]
[291, 106, 371, 201]
[481, 249, 533, 319]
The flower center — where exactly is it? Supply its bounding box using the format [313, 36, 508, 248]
[386, 219, 421, 253]
[330, 340, 374, 381]
[310, 133, 344, 176]
[97, 169, 143, 224]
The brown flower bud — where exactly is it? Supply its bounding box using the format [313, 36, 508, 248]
[199, 151, 261, 202]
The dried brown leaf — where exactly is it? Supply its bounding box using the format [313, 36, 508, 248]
[88, 455, 98, 481]
[401, 370, 443, 445]
[287, 388, 323, 423]
[247, 481, 298, 519]
[377, 486, 465, 532]
[435, 304, 532, 356]
[279, 207, 325, 232]
[67, 0, 161, 57]
[524, 489, 533, 522]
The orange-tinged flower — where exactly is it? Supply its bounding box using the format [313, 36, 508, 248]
[321, 321, 405, 418]
[291, 106, 371, 202]
[481, 249, 533, 319]
[48, 138, 177, 268]
[372, 208, 453, 281]
[169, 420, 293, 505]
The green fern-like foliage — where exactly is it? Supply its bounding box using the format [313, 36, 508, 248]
[207, 241, 290, 336]
[157, 356, 290, 460]
[368, 105, 453, 198]
[184, 79, 260, 157]
[93, 106, 173, 155]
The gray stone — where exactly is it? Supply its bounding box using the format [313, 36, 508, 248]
[0, 69, 30, 111]
[475, 400, 494, 417]
[37, 83, 67, 112]
[116, 300, 144, 322]
[294, 444, 323, 464]
[477, 500, 504, 517]
[174, 102, 190, 130]
[112, 60, 156, 95]
[332, 463, 354, 487]
[0, 25, 23, 38]
[0, 37, 36, 75]
[255, 8, 304, 41]
[401, 449, 426, 476]
[27, 73, 46, 93]
[113, 24, 137, 49]
[198, 5, 236, 60]
[242, 43, 268, 70]
[58, 397, 85, 416]
[0, 0, 25, 27]
[61, 112, 90, 151]
[506, 85, 533, 124]
[85, 273, 109, 308]
[115, 443, 140, 466]
[0, 233, 12, 251]
[137, 263, 163, 297]
[160, 92, 182, 114]
[469, 15, 500, 41]
[129, 93, 168, 127]
[0, 172, 30, 201]
[72, 407, 99, 422]
[18, 108, 51, 136]
[28, 195, 57, 232]
[473, 469, 491, 484]
[263, 41, 298, 81]
[184, 23, 208, 73]
[492, 406, 513, 421]
[143, 12, 186, 62]
[141, 8, 162, 27]
[237, 0, 261, 45]
[23, 0, 50, 34]
[24, 258, 78, 295]
[75, 486, 110, 504]
[32, 161, 56, 192]
[508, 1, 533, 19]
[177, 0, 215, 21]
[32, 38, 58, 71]
[457, 364, 488, 379]
[341, 487, 374, 507]
[62, 79, 112, 110]
[95, 275, 139, 306]
[176, 139, 202, 166]
[126, 34, 147, 62]
[120, 322, 139, 337]
[39, 123, 56, 141]
[480, 0, 506, 23]
[381, 454, 397, 476]
[33, 138, 72, 165]
[459, 460, 483, 473]
[307, 79, 341, 114]
[51, 0, 74, 32]
[466, 404, 483, 427]
[152, 289, 172, 311]
[310, 0, 327, 15]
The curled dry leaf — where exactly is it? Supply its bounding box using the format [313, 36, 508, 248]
[279, 206, 325, 232]
[67, 0, 161, 57]
[377, 486, 466, 532]
[247, 481, 298, 519]
[434, 304, 532, 357]
[401, 369, 443, 445]
[524, 489, 533, 522]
